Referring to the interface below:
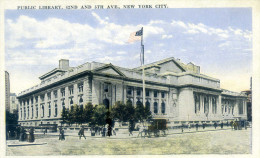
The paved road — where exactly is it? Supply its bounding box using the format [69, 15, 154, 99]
[6, 127, 251, 155]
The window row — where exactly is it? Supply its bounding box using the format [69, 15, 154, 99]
[127, 87, 165, 98]
[194, 93, 218, 114]
[20, 83, 84, 105]
[127, 99, 166, 114]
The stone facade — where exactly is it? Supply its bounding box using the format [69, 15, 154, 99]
[17, 58, 247, 127]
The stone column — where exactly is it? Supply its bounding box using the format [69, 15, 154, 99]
[44, 93, 48, 119]
[73, 83, 78, 105]
[85, 76, 92, 104]
[158, 91, 161, 114]
[133, 87, 136, 107]
[65, 86, 69, 109]
[57, 88, 62, 117]
[123, 85, 126, 104]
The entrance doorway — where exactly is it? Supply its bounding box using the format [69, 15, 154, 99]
[103, 98, 110, 109]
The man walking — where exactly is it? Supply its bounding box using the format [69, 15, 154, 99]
[195, 123, 199, 131]
[78, 126, 86, 140]
[221, 122, 224, 129]
[214, 122, 217, 129]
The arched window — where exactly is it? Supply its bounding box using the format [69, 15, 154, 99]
[31, 106, 34, 118]
[62, 100, 65, 110]
[103, 98, 110, 109]
[24, 107, 26, 119]
[27, 106, 29, 119]
[79, 97, 83, 109]
[48, 103, 51, 117]
[36, 105, 38, 118]
[212, 97, 217, 114]
[154, 102, 158, 114]
[55, 103, 57, 117]
[136, 100, 142, 106]
[194, 94, 200, 114]
[126, 99, 132, 106]
[42, 105, 44, 117]
[145, 101, 150, 111]
[204, 96, 209, 115]
[161, 102, 165, 114]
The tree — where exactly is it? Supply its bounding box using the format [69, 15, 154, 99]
[125, 100, 135, 122]
[111, 101, 126, 122]
[90, 105, 108, 127]
[83, 102, 94, 124]
[72, 104, 81, 126]
[134, 101, 152, 123]
[61, 107, 69, 125]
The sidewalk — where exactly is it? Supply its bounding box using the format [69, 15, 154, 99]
[11, 125, 247, 140]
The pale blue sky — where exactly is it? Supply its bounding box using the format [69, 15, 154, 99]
[5, 8, 252, 94]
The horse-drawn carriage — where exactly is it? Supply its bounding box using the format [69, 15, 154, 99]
[144, 119, 168, 137]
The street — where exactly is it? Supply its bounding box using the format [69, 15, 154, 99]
[6, 127, 251, 155]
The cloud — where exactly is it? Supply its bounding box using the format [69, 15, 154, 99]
[117, 51, 127, 55]
[5, 13, 252, 94]
[162, 34, 173, 39]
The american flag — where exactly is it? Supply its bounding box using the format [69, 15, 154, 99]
[128, 28, 143, 43]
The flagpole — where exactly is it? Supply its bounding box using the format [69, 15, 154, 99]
[141, 27, 146, 108]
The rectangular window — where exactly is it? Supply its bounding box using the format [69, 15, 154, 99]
[127, 87, 132, 95]
[78, 83, 83, 93]
[61, 88, 65, 97]
[40, 95, 44, 102]
[47, 93, 51, 100]
[154, 91, 158, 98]
[35, 96, 38, 103]
[54, 91, 58, 98]
[161, 92, 165, 98]
[69, 86, 74, 95]
[137, 89, 141, 96]
[104, 84, 109, 92]
[146, 90, 150, 97]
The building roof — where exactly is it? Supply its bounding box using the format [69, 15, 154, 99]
[133, 57, 186, 72]
[39, 68, 67, 80]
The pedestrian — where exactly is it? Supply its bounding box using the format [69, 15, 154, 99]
[137, 125, 144, 138]
[195, 123, 199, 131]
[214, 122, 217, 129]
[181, 124, 184, 133]
[43, 127, 47, 135]
[28, 127, 35, 143]
[129, 121, 134, 136]
[231, 121, 234, 130]
[102, 126, 106, 137]
[245, 121, 248, 130]
[78, 126, 86, 139]
[19, 127, 26, 142]
[107, 124, 112, 137]
[202, 123, 206, 129]
[188, 123, 191, 131]
[112, 127, 116, 136]
[221, 122, 224, 129]
[60, 128, 65, 140]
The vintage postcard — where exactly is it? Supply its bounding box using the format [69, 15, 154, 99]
[1, 0, 260, 157]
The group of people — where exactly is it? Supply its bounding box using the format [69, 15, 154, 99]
[11, 126, 35, 142]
